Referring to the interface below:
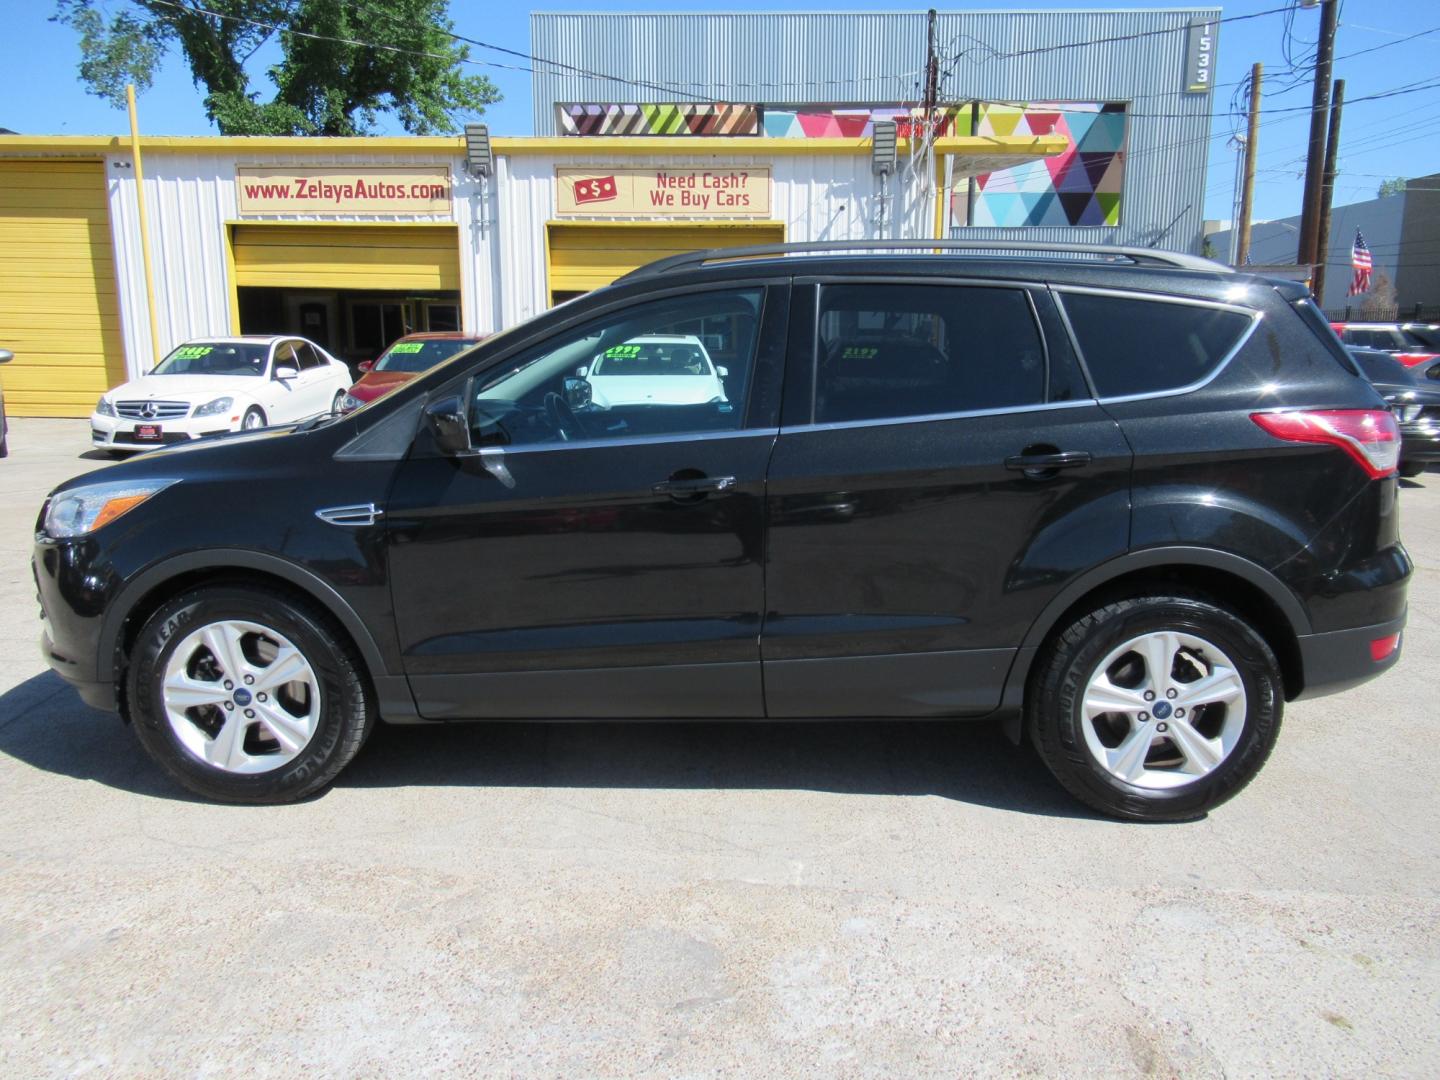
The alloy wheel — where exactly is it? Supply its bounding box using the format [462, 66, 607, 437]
[1079, 630, 1247, 790]
[160, 620, 322, 774]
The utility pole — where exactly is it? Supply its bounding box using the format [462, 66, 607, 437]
[1235, 63, 1263, 266]
[923, 8, 939, 119]
[1296, 0, 1339, 268]
[1312, 78, 1345, 305]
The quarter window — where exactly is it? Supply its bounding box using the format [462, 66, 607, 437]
[813, 284, 1046, 424]
[1061, 292, 1253, 398]
[469, 288, 764, 447]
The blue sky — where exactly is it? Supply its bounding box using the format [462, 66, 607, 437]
[1, 0, 1436, 223]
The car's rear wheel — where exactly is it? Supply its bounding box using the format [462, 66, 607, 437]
[241, 406, 266, 431]
[1028, 593, 1282, 822]
[126, 585, 373, 804]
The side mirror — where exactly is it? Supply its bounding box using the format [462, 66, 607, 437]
[575, 365, 588, 378]
[358, 360, 374, 373]
[0, 349, 12, 365]
[716, 365, 728, 377]
[424, 394, 472, 455]
[563, 376, 592, 410]
[274, 364, 299, 381]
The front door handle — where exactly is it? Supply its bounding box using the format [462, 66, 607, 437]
[1004, 450, 1092, 472]
[652, 475, 737, 497]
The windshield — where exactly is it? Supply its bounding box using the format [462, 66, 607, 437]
[590, 342, 713, 377]
[1402, 326, 1440, 351]
[374, 338, 480, 374]
[152, 342, 268, 376]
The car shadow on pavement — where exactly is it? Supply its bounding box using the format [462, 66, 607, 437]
[0, 671, 1099, 819]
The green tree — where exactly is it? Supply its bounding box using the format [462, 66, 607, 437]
[53, 0, 500, 135]
[1377, 177, 1407, 198]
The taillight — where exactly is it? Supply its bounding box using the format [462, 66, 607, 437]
[1397, 352, 1439, 368]
[1251, 409, 1401, 479]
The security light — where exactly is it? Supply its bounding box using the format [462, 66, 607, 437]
[871, 120, 898, 176]
[464, 123, 493, 178]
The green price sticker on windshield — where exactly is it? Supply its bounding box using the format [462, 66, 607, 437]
[388, 342, 424, 354]
[604, 344, 643, 359]
[841, 346, 879, 360]
[173, 345, 213, 360]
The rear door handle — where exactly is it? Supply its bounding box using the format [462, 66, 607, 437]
[1004, 450, 1092, 471]
[652, 475, 737, 497]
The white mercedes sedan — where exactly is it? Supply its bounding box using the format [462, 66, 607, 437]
[580, 334, 730, 410]
[91, 336, 352, 453]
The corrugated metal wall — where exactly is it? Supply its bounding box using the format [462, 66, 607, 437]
[496, 151, 928, 324]
[531, 9, 1217, 252]
[104, 152, 499, 380]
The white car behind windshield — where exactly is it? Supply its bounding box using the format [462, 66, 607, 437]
[90, 336, 352, 452]
[581, 335, 729, 410]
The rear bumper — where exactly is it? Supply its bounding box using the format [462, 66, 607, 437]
[1293, 613, 1406, 700]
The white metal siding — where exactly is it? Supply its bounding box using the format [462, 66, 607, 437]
[105, 152, 498, 380]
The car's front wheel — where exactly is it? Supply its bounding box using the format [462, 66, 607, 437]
[331, 390, 346, 415]
[241, 406, 266, 431]
[126, 585, 374, 803]
[1027, 593, 1282, 822]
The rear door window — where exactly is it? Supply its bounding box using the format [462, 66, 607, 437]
[1060, 291, 1253, 398]
[812, 284, 1046, 424]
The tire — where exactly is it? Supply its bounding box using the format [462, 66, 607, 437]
[1027, 593, 1282, 822]
[0, 404, 8, 458]
[1399, 462, 1426, 479]
[241, 406, 266, 431]
[331, 390, 346, 415]
[126, 584, 374, 804]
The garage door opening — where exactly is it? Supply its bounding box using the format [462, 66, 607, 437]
[231, 224, 462, 368]
[237, 287, 461, 370]
[547, 223, 784, 306]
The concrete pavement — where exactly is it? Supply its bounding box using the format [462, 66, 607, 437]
[1, 417, 1437, 1077]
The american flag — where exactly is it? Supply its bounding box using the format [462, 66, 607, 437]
[1348, 229, 1373, 296]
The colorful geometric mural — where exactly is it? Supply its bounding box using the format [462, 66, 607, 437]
[964, 103, 1126, 228]
[557, 103, 760, 136]
[761, 106, 972, 140]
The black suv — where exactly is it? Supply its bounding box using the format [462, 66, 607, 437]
[34, 241, 1411, 820]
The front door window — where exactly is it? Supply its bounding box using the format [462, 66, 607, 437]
[467, 288, 765, 447]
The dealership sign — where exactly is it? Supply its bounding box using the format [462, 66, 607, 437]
[235, 166, 453, 216]
[1183, 18, 1218, 93]
[556, 167, 771, 217]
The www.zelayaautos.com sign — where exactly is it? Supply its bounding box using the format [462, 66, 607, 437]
[235, 166, 453, 216]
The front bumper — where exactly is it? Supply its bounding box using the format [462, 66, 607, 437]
[33, 542, 117, 711]
[1293, 613, 1407, 700]
[90, 411, 234, 451]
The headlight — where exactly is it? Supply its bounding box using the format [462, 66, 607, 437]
[192, 396, 233, 417]
[340, 394, 364, 412]
[43, 479, 178, 539]
[95, 397, 116, 417]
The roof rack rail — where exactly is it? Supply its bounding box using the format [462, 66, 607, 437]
[620, 239, 1233, 282]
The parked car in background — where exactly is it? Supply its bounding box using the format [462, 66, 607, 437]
[578, 334, 731, 411]
[91, 336, 351, 452]
[0, 348, 12, 458]
[339, 332, 486, 413]
[1350, 345, 1440, 478]
[1331, 321, 1440, 369]
[36, 240, 1411, 821]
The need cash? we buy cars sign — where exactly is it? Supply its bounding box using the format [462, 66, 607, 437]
[556, 167, 771, 217]
[236, 166, 453, 216]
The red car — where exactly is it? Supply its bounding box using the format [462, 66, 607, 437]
[340, 332, 486, 412]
